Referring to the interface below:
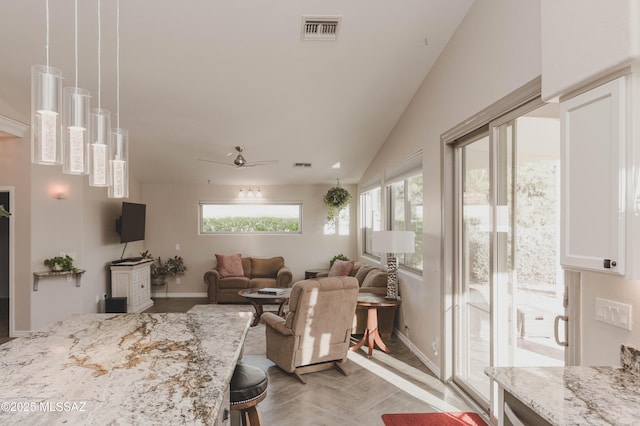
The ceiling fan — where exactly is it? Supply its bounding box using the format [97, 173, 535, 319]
[199, 146, 279, 168]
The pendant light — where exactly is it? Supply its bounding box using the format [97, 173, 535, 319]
[31, 0, 63, 165]
[89, 0, 111, 187]
[62, 0, 91, 175]
[108, 0, 129, 199]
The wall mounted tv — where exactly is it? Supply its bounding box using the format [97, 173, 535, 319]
[115, 202, 146, 243]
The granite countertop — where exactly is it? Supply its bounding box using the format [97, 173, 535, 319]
[0, 311, 251, 425]
[485, 364, 640, 425]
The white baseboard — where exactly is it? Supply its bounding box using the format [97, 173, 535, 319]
[11, 330, 32, 338]
[151, 292, 208, 299]
[394, 328, 442, 379]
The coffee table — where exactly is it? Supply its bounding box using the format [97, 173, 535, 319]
[238, 288, 292, 326]
[350, 293, 400, 358]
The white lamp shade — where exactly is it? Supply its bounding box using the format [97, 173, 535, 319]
[372, 231, 416, 254]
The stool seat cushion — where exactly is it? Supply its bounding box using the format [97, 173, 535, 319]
[230, 364, 268, 404]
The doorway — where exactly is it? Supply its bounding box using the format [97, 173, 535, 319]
[0, 191, 10, 343]
[450, 101, 571, 411]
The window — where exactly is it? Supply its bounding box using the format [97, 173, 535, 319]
[388, 173, 423, 271]
[200, 203, 302, 234]
[361, 187, 382, 255]
[324, 205, 350, 236]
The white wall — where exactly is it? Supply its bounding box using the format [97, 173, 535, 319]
[361, 0, 542, 377]
[141, 183, 357, 295]
[28, 166, 143, 331]
[541, 0, 640, 100]
[581, 272, 640, 365]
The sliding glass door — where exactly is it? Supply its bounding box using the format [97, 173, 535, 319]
[453, 102, 565, 411]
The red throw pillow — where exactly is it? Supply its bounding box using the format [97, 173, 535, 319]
[215, 253, 244, 278]
[328, 259, 355, 277]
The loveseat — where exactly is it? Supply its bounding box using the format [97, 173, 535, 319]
[204, 255, 293, 303]
[316, 261, 395, 337]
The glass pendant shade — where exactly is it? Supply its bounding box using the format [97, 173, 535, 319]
[89, 108, 111, 187]
[31, 65, 63, 165]
[108, 128, 129, 199]
[62, 87, 91, 174]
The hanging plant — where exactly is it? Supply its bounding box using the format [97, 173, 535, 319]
[323, 180, 351, 221]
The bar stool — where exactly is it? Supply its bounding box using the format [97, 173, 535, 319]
[230, 364, 268, 426]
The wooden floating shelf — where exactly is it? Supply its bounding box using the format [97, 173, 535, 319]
[33, 269, 86, 291]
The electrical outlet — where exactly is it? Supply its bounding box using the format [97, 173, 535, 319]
[175, 277, 181, 285]
[175, 243, 181, 251]
[596, 297, 632, 330]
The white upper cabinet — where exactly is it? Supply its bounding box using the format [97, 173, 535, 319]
[560, 76, 629, 276]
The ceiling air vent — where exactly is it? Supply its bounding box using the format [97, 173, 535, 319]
[302, 16, 341, 41]
[293, 162, 312, 168]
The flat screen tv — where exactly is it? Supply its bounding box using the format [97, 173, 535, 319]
[116, 202, 146, 243]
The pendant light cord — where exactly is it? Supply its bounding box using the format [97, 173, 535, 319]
[74, 0, 78, 88]
[97, 0, 101, 109]
[45, 0, 50, 67]
[116, 0, 120, 129]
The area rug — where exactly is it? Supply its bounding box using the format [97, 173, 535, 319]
[382, 412, 488, 426]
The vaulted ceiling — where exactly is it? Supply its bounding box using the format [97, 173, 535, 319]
[0, 0, 473, 185]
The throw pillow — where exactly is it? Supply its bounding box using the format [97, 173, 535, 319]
[361, 270, 388, 288]
[354, 265, 373, 284]
[215, 253, 244, 278]
[328, 259, 355, 277]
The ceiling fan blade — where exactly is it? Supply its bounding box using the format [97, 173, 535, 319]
[198, 158, 236, 167]
[245, 160, 279, 166]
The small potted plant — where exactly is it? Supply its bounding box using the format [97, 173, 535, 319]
[330, 254, 349, 267]
[44, 255, 78, 272]
[323, 180, 351, 221]
[148, 254, 187, 286]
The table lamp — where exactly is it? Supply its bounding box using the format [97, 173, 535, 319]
[372, 230, 415, 299]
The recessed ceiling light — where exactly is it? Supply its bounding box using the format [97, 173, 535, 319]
[331, 162, 341, 169]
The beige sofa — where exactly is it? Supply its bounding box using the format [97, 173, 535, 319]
[204, 256, 292, 303]
[317, 261, 396, 337]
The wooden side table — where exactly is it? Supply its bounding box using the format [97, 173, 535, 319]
[350, 293, 400, 358]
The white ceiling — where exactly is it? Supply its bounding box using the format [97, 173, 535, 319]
[0, 0, 473, 185]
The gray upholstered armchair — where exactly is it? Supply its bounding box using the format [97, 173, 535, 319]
[262, 276, 359, 384]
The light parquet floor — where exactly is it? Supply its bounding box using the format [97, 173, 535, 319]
[147, 298, 478, 426]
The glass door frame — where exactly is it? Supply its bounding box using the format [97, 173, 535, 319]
[442, 88, 581, 418]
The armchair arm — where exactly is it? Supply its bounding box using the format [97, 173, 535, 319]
[262, 312, 294, 336]
[276, 266, 293, 288]
[203, 269, 221, 303]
